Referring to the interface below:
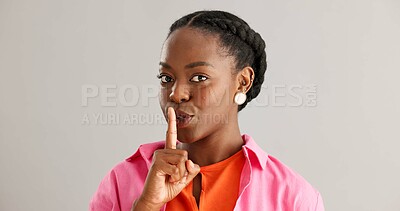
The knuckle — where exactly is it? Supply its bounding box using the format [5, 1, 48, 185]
[152, 153, 161, 161]
[175, 149, 188, 157]
[178, 157, 186, 163]
[153, 150, 161, 156]
[153, 149, 168, 157]
[173, 167, 179, 174]
[152, 151, 166, 163]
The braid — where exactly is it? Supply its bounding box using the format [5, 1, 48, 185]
[167, 10, 267, 111]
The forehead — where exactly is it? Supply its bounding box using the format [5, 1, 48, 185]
[161, 27, 228, 65]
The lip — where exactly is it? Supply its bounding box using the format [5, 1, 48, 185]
[174, 109, 194, 128]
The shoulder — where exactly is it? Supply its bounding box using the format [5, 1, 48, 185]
[265, 154, 310, 186]
[107, 140, 165, 175]
[125, 141, 165, 162]
[89, 141, 166, 211]
[242, 134, 324, 210]
[93, 140, 165, 187]
[263, 154, 324, 210]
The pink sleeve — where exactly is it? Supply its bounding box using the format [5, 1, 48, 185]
[314, 192, 325, 211]
[89, 169, 122, 211]
[294, 190, 325, 211]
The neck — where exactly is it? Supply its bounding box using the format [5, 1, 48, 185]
[181, 116, 244, 167]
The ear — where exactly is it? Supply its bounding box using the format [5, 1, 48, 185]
[236, 66, 255, 93]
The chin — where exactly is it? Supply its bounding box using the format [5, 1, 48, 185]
[177, 136, 197, 144]
[177, 131, 199, 144]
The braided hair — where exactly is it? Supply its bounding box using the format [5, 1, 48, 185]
[167, 10, 267, 111]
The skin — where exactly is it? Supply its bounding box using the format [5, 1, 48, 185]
[132, 27, 254, 211]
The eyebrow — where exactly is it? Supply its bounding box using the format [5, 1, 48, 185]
[159, 61, 214, 69]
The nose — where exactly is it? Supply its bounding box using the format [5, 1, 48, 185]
[169, 80, 191, 103]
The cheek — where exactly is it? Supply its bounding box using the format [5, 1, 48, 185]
[194, 83, 233, 108]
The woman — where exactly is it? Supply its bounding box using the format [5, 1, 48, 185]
[90, 10, 324, 211]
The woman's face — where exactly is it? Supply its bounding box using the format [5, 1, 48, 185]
[158, 27, 240, 143]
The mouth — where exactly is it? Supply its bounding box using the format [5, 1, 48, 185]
[175, 110, 194, 128]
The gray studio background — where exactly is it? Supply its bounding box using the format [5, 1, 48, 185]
[1, 0, 399, 210]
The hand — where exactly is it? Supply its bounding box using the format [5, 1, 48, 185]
[132, 107, 200, 211]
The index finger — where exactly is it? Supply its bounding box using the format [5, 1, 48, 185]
[165, 107, 177, 149]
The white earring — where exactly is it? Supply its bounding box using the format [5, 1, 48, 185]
[234, 89, 247, 105]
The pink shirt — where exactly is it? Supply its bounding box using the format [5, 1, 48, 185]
[89, 134, 325, 211]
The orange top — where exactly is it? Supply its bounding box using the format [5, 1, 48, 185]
[166, 149, 245, 211]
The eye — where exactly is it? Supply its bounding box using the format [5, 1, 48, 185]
[157, 74, 174, 83]
[190, 75, 208, 82]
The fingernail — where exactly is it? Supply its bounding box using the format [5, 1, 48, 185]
[189, 160, 194, 169]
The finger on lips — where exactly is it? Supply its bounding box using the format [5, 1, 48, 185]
[166, 107, 177, 150]
[164, 107, 190, 183]
[161, 107, 200, 185]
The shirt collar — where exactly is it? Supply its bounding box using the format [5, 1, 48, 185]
[125, 133, 268, 169]
[241, 134, 268, 169]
